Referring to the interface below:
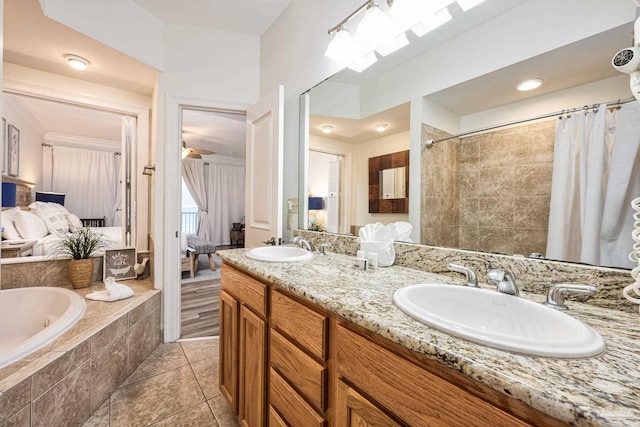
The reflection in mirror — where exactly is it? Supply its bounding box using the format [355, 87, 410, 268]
[303, 12, 637, 269]
[381, 167, 406, 200]
[1, 92, 132, 263]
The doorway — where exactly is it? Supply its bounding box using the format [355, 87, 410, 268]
[179, 107, 246, 339]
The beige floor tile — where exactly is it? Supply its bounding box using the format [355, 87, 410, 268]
[122, 343, 188, 386]
[110, 365, 205, 427]
[191, 356, 219, 400]
[153, 401, 219, 427]
[181, 338, 219, 364]
[208, 395, 239, 427]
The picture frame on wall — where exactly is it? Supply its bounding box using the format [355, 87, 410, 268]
[7, 124, 19, 177]
[104, 248, 137, 281]
[2, 118, 6, 174]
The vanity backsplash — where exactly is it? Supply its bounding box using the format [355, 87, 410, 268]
[293, 230, 636, 313]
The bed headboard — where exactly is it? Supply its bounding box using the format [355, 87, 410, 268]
[2, 175, 35, 208]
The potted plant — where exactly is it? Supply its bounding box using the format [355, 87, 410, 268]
[52, 228, 112, 289]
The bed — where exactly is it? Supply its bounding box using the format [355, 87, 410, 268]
[1, 202, 123, 258]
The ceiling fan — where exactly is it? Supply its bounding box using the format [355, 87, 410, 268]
[182, 140, 215, 159]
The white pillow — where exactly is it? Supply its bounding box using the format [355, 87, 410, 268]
[1, 207, 22, 240]
[14, 210, 49, 239]
[29, 202, 70, 234]
[67, 213, 84, 229]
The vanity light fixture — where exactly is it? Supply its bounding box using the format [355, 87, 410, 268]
[63, 54, 90, 71]
[325, 0, 481, 72]
[375, 123, 388, 132]
[517, 78, 544, 91]
[322, 125, 334, 134]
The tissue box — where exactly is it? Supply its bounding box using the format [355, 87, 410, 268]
[360, 240, 395, 267]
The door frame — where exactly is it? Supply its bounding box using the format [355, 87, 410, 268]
[162, 94, 248, 342]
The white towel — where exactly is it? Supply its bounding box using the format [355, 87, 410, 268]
[86, 277, 134, 302]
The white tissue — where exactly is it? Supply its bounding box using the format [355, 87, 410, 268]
[388, 221, 413, 242]
[86, 277, 134, 302]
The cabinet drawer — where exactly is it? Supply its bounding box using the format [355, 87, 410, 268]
[270, 368, 326, 427]
[336, 325, 531, 427]
[271, 290, 328, 360]
[221, 264, 268, 317]
[270, 329, 327, 411]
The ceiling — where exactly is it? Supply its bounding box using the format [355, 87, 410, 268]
[310, 103, 410, 144]
[182, 109, 247, 158]
[131, 0, 293, 36]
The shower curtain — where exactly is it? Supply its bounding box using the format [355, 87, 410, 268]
[547, 103, 640, 268]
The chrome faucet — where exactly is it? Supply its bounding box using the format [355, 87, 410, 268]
[291, 236, 315, 252]
[263, 237, 277, 246]
[318, 243, 331, 256]
[447, 263, 478, 287]
[543, 284, 597, 310]
[485, 269, 520, 296]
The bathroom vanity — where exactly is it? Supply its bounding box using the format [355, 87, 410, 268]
[217, 247, 639, 426]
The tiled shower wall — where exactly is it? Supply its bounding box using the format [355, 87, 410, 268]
[421, 120, 555, 256]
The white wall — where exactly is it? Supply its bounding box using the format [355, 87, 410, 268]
[2, 95, 45, 186]
[351, 131, 410, 227]
[308, 150, 338, 197]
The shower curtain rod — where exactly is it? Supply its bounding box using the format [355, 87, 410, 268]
[424, 96, 636, 147]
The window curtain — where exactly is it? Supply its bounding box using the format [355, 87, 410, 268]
[205, 162, 245, 246]
[182, 158, 210, 241]
[48, 146, 118, 225]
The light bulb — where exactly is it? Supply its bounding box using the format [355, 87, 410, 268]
[63, 54, 90, 71]
[517, 79, 544, 91]
[375, 124, 388, 132]
[322, 125, 333, 134]
[355, 4, 398, 52]
[324, 28, 364, 67]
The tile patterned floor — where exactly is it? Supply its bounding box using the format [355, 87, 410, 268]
[83, 338, 238, 427]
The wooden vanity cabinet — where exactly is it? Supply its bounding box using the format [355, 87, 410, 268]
[220, 264, 564, 427]
[220, 265, 268, 427]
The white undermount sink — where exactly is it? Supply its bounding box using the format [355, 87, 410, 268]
[393, 284, 605, 358]
[245, 246, 313, 262]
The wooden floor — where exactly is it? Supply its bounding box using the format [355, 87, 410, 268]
[181, 278, 221, 339]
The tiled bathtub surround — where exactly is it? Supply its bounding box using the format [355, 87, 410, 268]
[421, 120, 555, 257]
[0, 280, 161, 427]
[293, 230, 636, 313]
[218, 248, 640, 425]
[1, 257, 105, 289]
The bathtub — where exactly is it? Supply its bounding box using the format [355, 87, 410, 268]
[0, 287, 86, 369]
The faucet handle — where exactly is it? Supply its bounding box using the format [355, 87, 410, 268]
[318, 243, 331, 255]
[447, 263, 478, 287]
[263, 237, 277, 246]
[543, 283, 597, 310]
[485, 269, 506, 283]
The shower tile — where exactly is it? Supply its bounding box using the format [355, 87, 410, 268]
[514, 229, 548, 257]
[32, 340, 91, 398]
[479, 227, 514, 255]
[478, 132, 515, 167]
[90, 334, 129, 412]
[32, 362, 92, 427]
[122, 343, 188, 386]
[476, 167, 514, 197]
[513, 163, 553, 197]
[181, 339, 219, 365]
[458, 170, 479, 198]
[191, 353, 220, 399]
[458, 226, 479, 251]
[110, 365, 205, 427]
[153, 402, 218, 427]
[513, 196, 551, 230]
[459, 198, 479, 226]
[478, 198, 514, 228]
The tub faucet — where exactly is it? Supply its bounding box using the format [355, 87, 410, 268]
[485, 269, 520, 296]
[291, 236, 315, 252]
[447, 263, 478, 287]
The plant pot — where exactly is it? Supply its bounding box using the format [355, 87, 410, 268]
[68, 259, 94, 289]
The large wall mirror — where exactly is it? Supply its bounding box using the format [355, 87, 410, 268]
[300, 2, 637, 270]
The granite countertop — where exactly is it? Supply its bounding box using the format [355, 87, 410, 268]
[218, 248, 640, 426]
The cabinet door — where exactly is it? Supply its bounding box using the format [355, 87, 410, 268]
[239, 305, 267, 427]
[335, 380, 401, 427]
[219, 290, 238, 414]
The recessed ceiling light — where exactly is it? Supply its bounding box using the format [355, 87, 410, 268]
[375, 123, 388, 132]
[63, 54, 90, 71]
[322, 125, 333, 134]
[517, 78, 544, 91]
